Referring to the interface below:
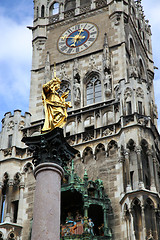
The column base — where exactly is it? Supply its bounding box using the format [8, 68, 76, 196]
[5, 213, 11, 223]
[126, 185, 132, 192]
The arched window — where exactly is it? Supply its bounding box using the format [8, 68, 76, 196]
[144, 199, 157, 239]
[59, 80, 71, 102]
[86, 75, 101, 105]
[41, 5, 45, 17]
[51, 2, 59, 15]
[132, 199, 142, 240]
[65, 0, 76, 11]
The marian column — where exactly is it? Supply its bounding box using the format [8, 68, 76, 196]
[22, 74, 77, 240]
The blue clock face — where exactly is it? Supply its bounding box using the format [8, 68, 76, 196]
[58, 22, 98, 55]
[66, 29, 89, 48]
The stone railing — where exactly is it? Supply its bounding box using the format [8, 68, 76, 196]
[80, 4, 91, 14]
[96, 0, 108, 9]
[49, 14, 59, 24]
[64, 9, 75, 19]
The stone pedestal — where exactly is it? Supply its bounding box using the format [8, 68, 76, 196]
[31, 163, 63, 240]
[22, 128, 78, 240]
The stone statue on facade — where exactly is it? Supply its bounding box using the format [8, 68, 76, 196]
[42, 73, 71, 133]
[104, 71, 112, 97]
[73, 78, 81, 105]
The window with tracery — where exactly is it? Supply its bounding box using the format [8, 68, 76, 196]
[51, 2, 59, 15]
[86, 75, 101, 105]
[59, 81, 71, 102]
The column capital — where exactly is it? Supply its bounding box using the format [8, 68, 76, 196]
[22, 128, 78, 168]
[135, 145, 142, 153]
[146, 148, 153, 157]
[19, 182, 25, 189]
[124, 149, 130, 156]
[8, 179, 14, 187]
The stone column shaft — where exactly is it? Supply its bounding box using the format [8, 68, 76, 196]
[141, 206, 146, 239]
[17, 175, 25, 225]
[153, 158, 159, 192]
[5, 180, 13, 222]
[136, 147, 144, 188]
[147, 150, 156, 191]
[124, 150, 131, 191]
[0, 183, 2, 217]
[103, 208, 108, 236]
[31, 163, 63, 240]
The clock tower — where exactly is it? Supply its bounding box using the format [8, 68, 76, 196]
[19, 0, 160, 239]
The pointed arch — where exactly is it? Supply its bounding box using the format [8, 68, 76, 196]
[107, 140, 118, 157]
[23, 162, 33, 173]
[82, 147, 94, 163]
[144, 198, 157, 239]
[131, 198, 142, 240]
[49, 2, 60, 16]
[84, 71, 102, 105]
[95, 143, 105, 160]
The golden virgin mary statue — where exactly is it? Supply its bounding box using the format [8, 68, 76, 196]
[41, 76, 71, 133]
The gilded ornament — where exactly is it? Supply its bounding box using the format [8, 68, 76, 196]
[42, 64, 71, 133]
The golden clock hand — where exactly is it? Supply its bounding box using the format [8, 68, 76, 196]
[61, 36, 78, 40]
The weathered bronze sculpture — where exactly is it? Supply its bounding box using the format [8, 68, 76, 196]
[42, 73, 71, 133]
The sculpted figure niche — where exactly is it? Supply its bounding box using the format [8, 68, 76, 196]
[42, 73, 71, 133]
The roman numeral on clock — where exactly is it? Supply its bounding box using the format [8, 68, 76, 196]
[67, 48, 73, 54]
[90, 31, 97, 35]
[88, 38, 95, 42]
[60, 46, 67, 52]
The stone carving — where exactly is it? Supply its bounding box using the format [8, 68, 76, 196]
[95, 110, 100, 118]
[83, 131, 94, 141]
[13, 172, 21, 185]
[114, 84, 121, 101]
[89, 55, 96, 71]
[77, 115, 82, 123]
[103, 33, 111, 73]
[138, 117, 149, 127]
[44, 51, 51, 83]
[7, 121, 15, 131]
[49, 14, 59, 24]
[129, 55, 139, 79]
[152, 101, 158, 119]
[103, 128, 113, 136]
[22, 128, 78, 167]
[104, 72, 112, 97]
[18, 121, 25, 130]
[80, 4, 90, 14]
[4, 149, 12, 157]
[3, 172, 9, 186]
[73, 78, 81, 105]
[60, 63, 70, 81]
[136, 87, 144, 98]
[124, 87, 132, 99]
[96, 0, 107, 9]
[64, 9, 75, 19]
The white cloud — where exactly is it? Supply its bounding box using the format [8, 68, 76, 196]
[0, 8, 32, 120]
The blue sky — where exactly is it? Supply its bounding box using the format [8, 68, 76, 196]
[0, 0, 160, 131]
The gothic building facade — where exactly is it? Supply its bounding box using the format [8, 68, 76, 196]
[0, 0, 160, 239]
